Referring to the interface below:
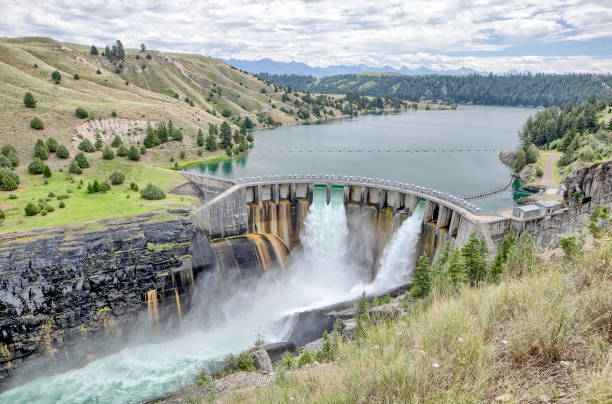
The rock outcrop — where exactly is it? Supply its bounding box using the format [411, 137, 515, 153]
[498, 151, 516, 167]
[0, 212, 194, 390]
[562, 160, 612, 201]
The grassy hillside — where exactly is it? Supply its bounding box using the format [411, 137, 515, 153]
[2, 37, 421, 232]
[0, 37, 322, 160]
[223, 233, 611, 403]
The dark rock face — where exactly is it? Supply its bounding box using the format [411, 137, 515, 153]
[0, 212, 194, 390]
[563, 160, 612, 201]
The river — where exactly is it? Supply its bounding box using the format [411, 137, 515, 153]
[187, 105, 537, 213]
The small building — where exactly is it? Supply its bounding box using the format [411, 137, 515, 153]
[513, 204, 541, 219]
[535, 200, 562, 215]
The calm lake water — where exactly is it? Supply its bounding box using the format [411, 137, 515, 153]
[188, 105, 537, 212]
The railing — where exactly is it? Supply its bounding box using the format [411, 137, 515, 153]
[230, 174, 482, 214]
[461, 175, 515, 200]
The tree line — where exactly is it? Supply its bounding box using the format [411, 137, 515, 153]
[258, 73, 612, 107]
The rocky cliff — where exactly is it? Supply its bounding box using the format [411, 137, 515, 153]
[562, 160, 612, 201]
[0, 211, 193, 390]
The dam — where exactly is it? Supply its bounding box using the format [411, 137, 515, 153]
[2, 170, 610, 402]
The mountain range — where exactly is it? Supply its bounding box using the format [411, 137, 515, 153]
[222, 58, 495, 77]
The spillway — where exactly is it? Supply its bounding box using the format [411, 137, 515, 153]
[1, 182, 431, 404]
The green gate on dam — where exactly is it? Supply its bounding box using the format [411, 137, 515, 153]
[313, 184, 345, 207]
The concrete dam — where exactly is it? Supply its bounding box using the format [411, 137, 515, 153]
[186, 172, 486, 280]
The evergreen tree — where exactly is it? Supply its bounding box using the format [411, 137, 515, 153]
[46, 137, 58, 153]
[157, 122, 168, 143]
[410, 255, 431, 298]
[111, 135, 123, 148]
[244, 116, 254, 129]
[104, 45, 111, 57]
[220, 121, 232, 148]
[90, 45, 98, 55]
[461, 233, 488, 285]
[140, 43, 146, 52]
[127, 146, 140, 161]
[56, 144, 69, 158]
[33, 140, 49, 160]
[205, 133, 217, 151]
[42, 165, 52, 178]
[446, 249, 467, 287]
[197, 129, 204, 147]
[75, 152, 90, 168]
[23, 92, 36, 108]
[225, 145, 232, 156]
[51, 70, 61, 83]
[233, 129, 241, 144]
[355, 291, 370, 336]
[490, 229, 516, 281]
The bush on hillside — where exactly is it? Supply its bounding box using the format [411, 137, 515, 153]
[111, 135, 123, 147]
[0, 169, 19, 191]
[51, 70, 61, 83]
[33, 141, 49, 160]
[140, 146, 146, 155]
[68, 159, 82, 174]
[109, 171, 125, 185]
[56, 144, 69, 158]
[1, 145, 19, 168]
[140, 183, 165, 200]
[43, 165, 52, 178]
[116, 144, 128, 157]
[74, 152, 89, 168]
[78, 139, 95, 153]
[75, 107, 88, 119]
[45, 137, 58, 152]
[127, 146, 140, 161]
[102, 146, 115, 160]
[0, 156, 11, 169]
[23, 92, 36, 108]
[130, 182, 139, 192]
[221, 109, 232, 117]
[24, 202, 40, 216]
[73, 73, 80, 80]
[30, 117, 44, 130]
[28, 158, 45, 174]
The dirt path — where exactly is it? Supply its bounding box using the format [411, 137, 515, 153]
[542, 152, 562, 188]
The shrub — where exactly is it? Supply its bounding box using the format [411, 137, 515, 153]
[226, 145, 232, 156]
[0, 209, 3, 222]
[130, 182, 139, 192]
[59, 201, 65, 208]
[140, 146, 146, 155]
[43, 165, 52, 178]
[180, 150, 186, 159]
[0, 155, 12, 169]
[146, 54, 152, 60]
[51, 70, 61, 83]
[127, 146, 140, 161]
[30, 117, 44, 130]
[34, 144, 49, 160]
[140, 183, 165, 200]
[68, 159, 82, 174]
[28, 158, 45, 174]
[102, 146, 115, 160]
[75, 107, 88, 119]
[109, 171, 125, 185]
[116, 144, 128, 157]
[73, 73, 80, 80]
[559, 236, 581, 258]
[221, 109, 232, 117]
[45, 137, 58, 152]
[298, 350, 313, 367]
[96, 69, 101, 74]
[0, 169, 19, 191]
[45, 204, 54, 212]
[56, 144, 69, 158]
[111, 110, 117, 117]
[111, 135, 123, 148]
[24, 202, 40, 216]
[23, 92, 36, 108]
[8, 194, 17, 199]
[78, 139, 95, 153]
[74, 152, 89, 168]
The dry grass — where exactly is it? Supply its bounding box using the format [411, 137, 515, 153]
[221, 237, 612, 403]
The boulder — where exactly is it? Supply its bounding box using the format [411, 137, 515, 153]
[498, 151, 516, 167]
[263, 342, 295, 364]
[249, 346, 272, 373]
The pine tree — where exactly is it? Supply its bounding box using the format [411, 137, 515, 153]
[410, 255, 431, 298]
[90, 45, 98, 55]
[225, 145, 232, 156]
[42, 165, 52, 178]
[23, 92, 36, 108]
[446, 249, 467, 287]
[462, 233, 488, 285]
[157, 122, 168, 143]
[104, 45, 111, 57]
[490, 229, 516, 281]
[220, 121, 232, 148]
[197, 129, 204, 147]
[205, 133, 217, 151]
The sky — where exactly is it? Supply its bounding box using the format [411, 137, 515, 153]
[1, 0, 611, 73]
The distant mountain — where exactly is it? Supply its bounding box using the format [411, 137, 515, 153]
[223, 58, 486, 77]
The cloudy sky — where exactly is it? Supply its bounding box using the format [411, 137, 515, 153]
[1, 0, 611, 73]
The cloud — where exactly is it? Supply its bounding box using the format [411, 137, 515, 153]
[0, 0, 610, 72]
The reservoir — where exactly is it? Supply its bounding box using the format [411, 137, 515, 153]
[188, 105, 537, 213]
